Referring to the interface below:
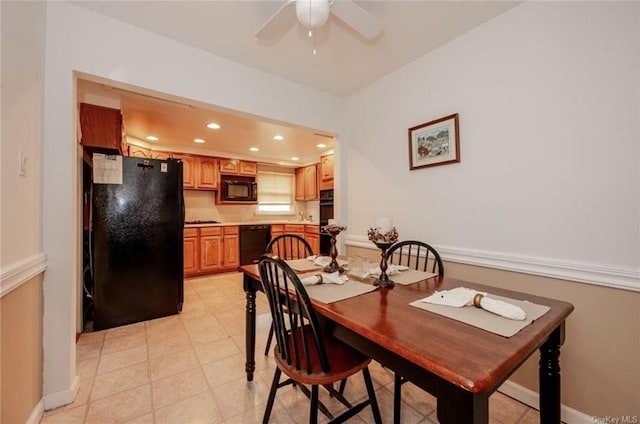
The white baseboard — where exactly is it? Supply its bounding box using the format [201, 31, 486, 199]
[26, 399, 44, 424]
[498, 380, 593, 424]
[43, 375, 80, 410]
[345, 235, 639, 292]
[0, 253, 47, 297]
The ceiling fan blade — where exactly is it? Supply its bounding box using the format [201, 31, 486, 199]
[255, 0, 297, 41]
[330, 0, 383, 39]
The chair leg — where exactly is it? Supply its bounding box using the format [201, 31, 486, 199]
[263, 368, 281, 424]
[362, 367, 383, 424]
[310, 385, 319, 424]
[338, 378, 347, 395]
[393, 373, 403, 424]
[264, 323, 274, 356]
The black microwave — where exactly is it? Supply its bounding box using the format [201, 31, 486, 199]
[222, 180, 257, 202]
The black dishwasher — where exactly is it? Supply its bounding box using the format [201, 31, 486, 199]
[239, 224, 271, 265]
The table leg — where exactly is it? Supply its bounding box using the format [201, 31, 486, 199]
[436, 381, 488, 423]
[539, 323, 565, 423]
[243, 273, 256, 381]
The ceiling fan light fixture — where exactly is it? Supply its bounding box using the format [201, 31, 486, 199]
[296, 0, 330, 29]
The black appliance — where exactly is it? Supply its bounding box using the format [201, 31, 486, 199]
[91, 156, 184, 330]
[222, 178, 257, 202]
[319, 189, 334, 255]
[240, 224, 271, 265]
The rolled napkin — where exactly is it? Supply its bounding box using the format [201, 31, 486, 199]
[421, 287, 526, 320]
[307, 256, 331, 267]
[365, 264, 409, 277]
[301, 271, 348, 286]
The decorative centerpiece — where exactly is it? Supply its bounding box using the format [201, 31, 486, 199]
[322, 220, 347, 273]
[367, 217, 399, 288]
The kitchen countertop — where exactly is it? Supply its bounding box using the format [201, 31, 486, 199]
[184, 220, 320, 228]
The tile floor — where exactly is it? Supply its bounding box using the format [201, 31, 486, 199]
[41, 272, 542, 424]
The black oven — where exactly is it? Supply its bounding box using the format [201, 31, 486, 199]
[319, 189, 333, 254]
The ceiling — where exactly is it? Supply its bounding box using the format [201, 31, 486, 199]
[73, 1, 519, 166]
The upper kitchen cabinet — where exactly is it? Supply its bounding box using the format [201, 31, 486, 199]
[196, 156, 218, 190]
[219, 158, 257, 176]
[295, 164, 319, 201]
[79, 103, 126, 155]
[172, 153, 196, 189]
[319, 154, 334, 190]
[128, 144, 151, 158]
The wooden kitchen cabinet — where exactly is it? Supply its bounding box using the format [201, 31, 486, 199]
[79, 103, 125, 154]
[219, 158, 257, 176]
[284, 224, 306, 238]
[196, 156, 218, 190]
[239, 160, 257, 176]
[304, 225, 320, 255]
[199, 227, 223, 273]
[319, 154, 334, 190]
[185, 225, 240, 276]
[128, 144, 151, 158]
[270, 224, 284, 240]
[295, 164, 319, 201]
[183, 228, 199, 277]
[222, 226, 239, 270]
[172, 153, 196, 189]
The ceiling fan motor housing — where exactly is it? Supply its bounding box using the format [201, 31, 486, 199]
[296, 0, 330, 28]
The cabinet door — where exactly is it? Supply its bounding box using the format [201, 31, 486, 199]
[200, 234, 223, 272]
[223, 232, 239, 269]
[79, 103, 123, 153]
[184, 228, 199, 276]
[304, 164, 319, 200]
[184, 236, 199, 276]
[320, 154, 334, 190]
[128, 145, 151, 158]
[305, 233, 319, 255]
[152, 150, 172, 160]
[173, 154, 196, 189]
[239, 160, 257, 176]
[284, 224, 306, 239]
[219, 158, 239, 174]
[270, 224, 285, 241]
[197, 157, 218, 189]
[295, 168, 305, 201]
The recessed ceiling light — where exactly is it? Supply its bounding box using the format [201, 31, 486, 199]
[291, 156, 299, 161]
[316, 143, 326, 148]
[146, 135, 159, 141]
[206, 122, 221, 129]
[273, 135, 284, 140]
[194, 138, 205, 144]
[249, 147, 259, 152]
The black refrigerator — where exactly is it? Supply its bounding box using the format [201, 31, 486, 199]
[91, 156, 184, 330]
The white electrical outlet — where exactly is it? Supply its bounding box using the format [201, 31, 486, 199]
[18, 151, 26, 176]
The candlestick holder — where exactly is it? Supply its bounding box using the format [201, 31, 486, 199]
[322, 224, 347, 273]
[373, 241, 395, 288]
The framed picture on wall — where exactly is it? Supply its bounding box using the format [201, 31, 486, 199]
[408, 113, 460, 170]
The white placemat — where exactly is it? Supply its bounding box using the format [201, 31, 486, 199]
[409, 294, 550, 337]
[391, 269, 437, 285]
[304, 279, 377, 304]
[286, 258, 349, 273]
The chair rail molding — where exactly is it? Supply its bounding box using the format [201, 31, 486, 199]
[0, 253, 47, 297]
[345, 235, 640, 293]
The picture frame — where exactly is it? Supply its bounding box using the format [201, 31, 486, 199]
[408, 113, 460, 170]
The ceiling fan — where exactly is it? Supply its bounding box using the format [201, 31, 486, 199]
[255, 0, 383, 41]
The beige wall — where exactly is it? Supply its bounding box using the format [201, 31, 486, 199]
[1, 0, 47, 421]
[348, 245, 640, 417]
[1, 276, 44, 424]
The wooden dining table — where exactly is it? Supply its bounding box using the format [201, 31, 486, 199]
[240, 263, 574, 424]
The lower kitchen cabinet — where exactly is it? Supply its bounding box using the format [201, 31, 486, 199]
[184, 226, 239, 277]
[304, 225, 320, 255]
[270, 224, 320, 255]
[184, 228, 199, 275]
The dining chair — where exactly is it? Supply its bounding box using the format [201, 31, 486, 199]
[385, 240, 444, 424]
[266, 233, 313, 261]
[263, 234, 314, 355]
[258, 254, 383, 424]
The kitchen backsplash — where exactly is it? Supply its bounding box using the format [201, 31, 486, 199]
[184, 191, 319, 223]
